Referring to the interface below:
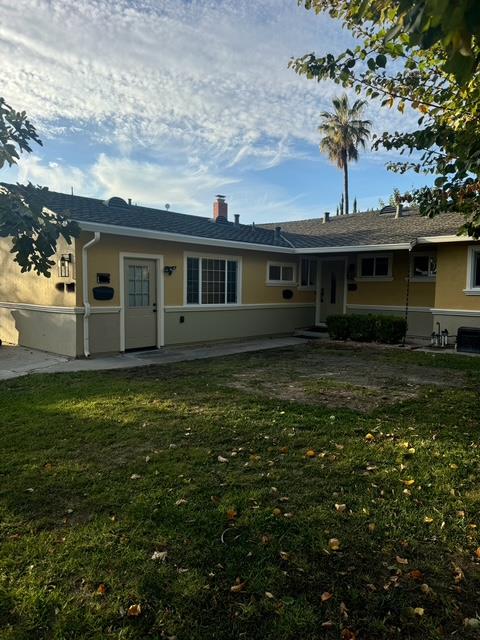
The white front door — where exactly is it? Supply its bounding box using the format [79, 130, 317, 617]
[124, 258, 157, 350]
[318, 259, 345, 322]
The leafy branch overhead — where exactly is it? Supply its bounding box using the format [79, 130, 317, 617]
[0, 98, 78, 276]
[292, 0, 480, 236]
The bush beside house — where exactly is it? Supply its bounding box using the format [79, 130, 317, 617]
[326, 314, 407, 344]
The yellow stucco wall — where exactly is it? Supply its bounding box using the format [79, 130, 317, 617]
[434, 243, 480, 310]
[76, 232, 315, 307]
[0, 235, 77, 307]
[347, 250, 436, 308]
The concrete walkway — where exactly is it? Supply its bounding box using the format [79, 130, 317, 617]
[0, 337, 307, 380]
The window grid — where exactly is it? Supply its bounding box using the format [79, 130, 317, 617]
[412, 254, 437, 278]
[128, 265, 150, 307]
[300, 258, 317, 287]
[186, 257, 238, 305]
[268, 263, 296, 283]
[474, 252, 480, 288]
[360, 255, 391, 278]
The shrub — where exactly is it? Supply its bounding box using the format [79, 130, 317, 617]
[326, 314, 407, 344]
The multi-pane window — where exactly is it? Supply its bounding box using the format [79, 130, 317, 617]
[128, 265, 150, 307]
[186, 256, 238, 305]
[475, 252, 480, 288]
[359, 255, 391, 278]
[412, 254, 437, 278]
[267, 262, 296, 283]
[300, 258, 317, 287]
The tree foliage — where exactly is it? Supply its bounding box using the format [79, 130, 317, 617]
[319, 95, 371, 215]
[0, 98, 78, 276]
[291, 1, 480, 235]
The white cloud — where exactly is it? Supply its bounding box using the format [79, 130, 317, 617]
[0, 0, 415, 170]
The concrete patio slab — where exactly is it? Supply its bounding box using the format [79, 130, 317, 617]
[0, 337, 308, 380]
[0, 345, 69, 380]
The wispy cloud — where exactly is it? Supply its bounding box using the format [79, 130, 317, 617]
[0, 0, 424, 219]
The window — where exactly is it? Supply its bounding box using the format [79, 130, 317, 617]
[186, 256, 239, 305]
[267, 262, 297, 284]
[128, 265, 150, 307]
[299, 258, 317, 288]
[465, 247, 480, 294]
[358, 254, 392, 279]
[411, 253, 437, 279]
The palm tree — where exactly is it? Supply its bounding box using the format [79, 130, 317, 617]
[319, 95, 371, 215]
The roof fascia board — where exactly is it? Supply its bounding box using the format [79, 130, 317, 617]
[295, 243, 411, 254]
[416, 235, 472, 244]
[77, 221, 296, 254]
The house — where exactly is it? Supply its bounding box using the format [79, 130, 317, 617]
[0, 187, 478, 357]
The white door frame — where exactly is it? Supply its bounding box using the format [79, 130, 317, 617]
[119, 252, 165, 351]
[315, 256, 348, 324]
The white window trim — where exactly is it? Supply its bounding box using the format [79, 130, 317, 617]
[183, 252, 242, 306]
[266, 261, 298, 286]
[356, 252, 393, 281]
[408, 251, 437, 282]
[464, 245, 480, 295]
[298, 257, 317, 290]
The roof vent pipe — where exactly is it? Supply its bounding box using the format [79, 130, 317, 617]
[395, 202, 403, 218]
[128, 198, 132, 206]
[323, 211, 330, 224]
[234, 214, 240, 225]
[274, 226, 282, 243]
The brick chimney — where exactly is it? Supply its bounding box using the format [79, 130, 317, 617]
[213, 195, 228, 222]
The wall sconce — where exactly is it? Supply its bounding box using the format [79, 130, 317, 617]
[164, 265, 177, 276]
[59, 253, 72, 278]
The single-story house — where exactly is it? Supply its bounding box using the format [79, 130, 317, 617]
[0, 187, 479, 357]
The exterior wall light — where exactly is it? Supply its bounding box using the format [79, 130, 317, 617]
[59, 253, 73, 278]
[164, 265, 177, 276]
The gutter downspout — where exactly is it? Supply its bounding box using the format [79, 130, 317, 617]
[404, 239, 417, 345]
[82, 232, 101, 358]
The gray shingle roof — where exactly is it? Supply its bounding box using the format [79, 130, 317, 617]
[10, 187, 292, 248]
[3, 184, 467, 251]
[264, 210, 465, 249]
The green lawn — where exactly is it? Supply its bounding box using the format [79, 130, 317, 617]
[1, 343, 480, 639]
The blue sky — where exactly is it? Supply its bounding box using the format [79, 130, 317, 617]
[1, 0, 432, 223]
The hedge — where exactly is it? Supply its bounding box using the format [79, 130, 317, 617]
[326, 314, 407, 344]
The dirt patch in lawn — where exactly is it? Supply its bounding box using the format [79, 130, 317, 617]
[229, 343, 467, 412]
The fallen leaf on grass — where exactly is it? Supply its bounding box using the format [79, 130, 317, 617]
[408, 569, 424, 582]
[226, 508, 238, 520]
[464, 618, 480, 629]
[414, 607, 425, 616]
[321, 621, 334, 629]
[396, 556, 409, 565]
[321, 591, 333, 602]
[265, 591, 275, 599]
[329, 538, 341, 551]
[130, 474, 141, 480]
[279, 551, 290, 561]
[341, 629, 357, 639]
[365, 433, 375, 442]
[453, 566, 464, 584]
[272, 508, 282, 517]
[368, 523, 376, 533]
[335, 504, 347, 512]
[402, 479, 415, 486]
[151, 551, 168, 562]
[96, 583, 107, 595]
[474, 547, 480, 559]
[305, 449, 316, 458]
[423, 516, 433, 524]
[217, 456, 229, 464]
[175, 498, 188, 506]
[230, 579, 246, 593]
[127, 604, 142, 617]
